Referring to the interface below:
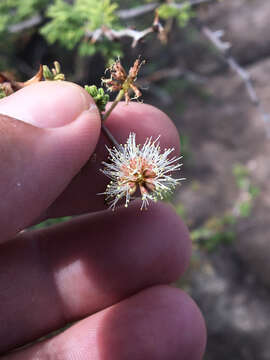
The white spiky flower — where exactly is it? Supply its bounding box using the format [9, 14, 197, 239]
[100, 133, 184, 210]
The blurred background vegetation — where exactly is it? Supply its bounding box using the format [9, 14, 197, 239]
[2, 0, 270, 359]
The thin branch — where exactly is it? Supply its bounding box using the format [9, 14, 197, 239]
[201, 27, 231, 53]
[102, 89, 125, 123]
[85, 12, 165, 48]
[117, 3, 158, 19]
[7, 0, 216, 34]
[116, 0, 217, 19]
[226, 57, 259, 106]
[199, 24, 270, 130]
[86, 26, 159, 48]
[117, 0, 218, 19]
[171, 0, 217, 10]
[101, 123, 121, 150]
[8, 14, 42, 33]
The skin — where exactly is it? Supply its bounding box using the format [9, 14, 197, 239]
[0, 81, 206, 359]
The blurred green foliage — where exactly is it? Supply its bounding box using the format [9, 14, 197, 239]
[158, 3, 194, 27]
[177, 163, 260, 252]
[0, 0, 47, 34]
[191, 215, 236, 252]
[40, 0, 119, 58]
[0, 0, 195, 64]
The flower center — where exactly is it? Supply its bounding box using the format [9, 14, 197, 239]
[120, 158, 157, 196]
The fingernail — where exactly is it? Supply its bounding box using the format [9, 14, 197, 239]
[0, 81, 97, 128]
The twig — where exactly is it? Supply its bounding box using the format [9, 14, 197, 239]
[117, 3, 158, 19]
[86, 0, 219, 47]
[102, 89, 125, 122]
[86, 25, 160, 48]
[226, 57, 259, 106]
[116, 0, 217, 19]
[199, 24, 270, 130]
[8, 14, 42, 33]
[86, 10, 165, 48]
[7, 0, 216, 35]
[201, 27, 231, 53]
[171, 0, 217, 10]
[101, 123, 121, 150]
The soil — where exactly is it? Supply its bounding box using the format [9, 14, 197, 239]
[149, 0, 270, 358]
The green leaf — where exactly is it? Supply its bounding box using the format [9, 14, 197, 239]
[40, 0, 85, 49]
[41, 0, 120, 53]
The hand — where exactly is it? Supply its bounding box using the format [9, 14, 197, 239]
[0, 81, 206, 359]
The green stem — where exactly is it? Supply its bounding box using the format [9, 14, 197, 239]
[101, 123, 121, 150]
[102, 89, 125, 122]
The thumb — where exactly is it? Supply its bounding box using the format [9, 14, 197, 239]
[0, 81, 101, 243]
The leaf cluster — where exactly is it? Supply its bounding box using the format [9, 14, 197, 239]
[0, 0, 47, 35]
[0, 0, 197, 64]
[180, 163, 260, 252]
[40, 0, 120, 59]
[84, 85, 110, 112]
[191, 215, 236, 252]
[43, 61, 65, 81]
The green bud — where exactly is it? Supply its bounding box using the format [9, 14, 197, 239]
[54, 61, 61, 74]
[43, 62, 65, 81]
[54, 74, 65, 81]
[98, 88, 105, 96]
[85, 85, 98, 97]
[84, 85, 110, 112]
[43, 65, 54, 80]
[0, 88, 6, 99]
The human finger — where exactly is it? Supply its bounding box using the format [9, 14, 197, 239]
[0, 201, 191, 353]
[4, 286, 206, 360]
[0, 81, 101, 242]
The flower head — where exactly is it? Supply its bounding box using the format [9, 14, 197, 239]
[101, 133, 184, 210]
[102, 58, 145, 103]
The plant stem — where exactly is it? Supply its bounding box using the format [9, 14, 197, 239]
[100, 89, 126, 150]
[102, 89, 125, 122]
[101, 123, 121, 150]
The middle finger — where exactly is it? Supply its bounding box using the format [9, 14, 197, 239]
[0, 201, 190, 353]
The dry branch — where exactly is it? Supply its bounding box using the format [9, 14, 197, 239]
[199, 24, 270, 129]
[86, 26, 160, 48]
[171, 0, 217, 10]
[117, 3, 158, 19]
[7, 0, 217, 34]
[8, 14, 42, 33]
[86, 12, 165, 47]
